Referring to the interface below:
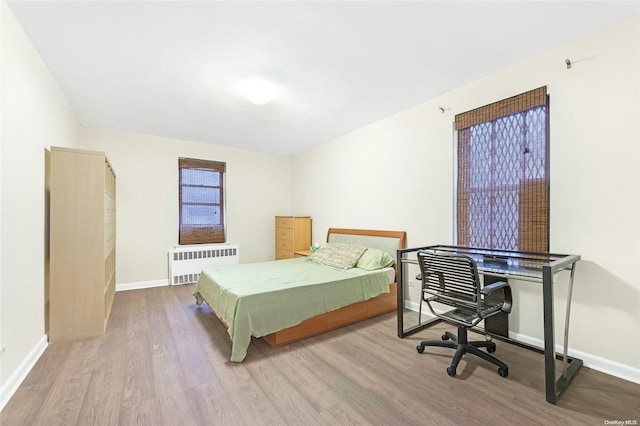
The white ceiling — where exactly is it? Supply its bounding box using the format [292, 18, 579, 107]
[8, 1, 639, 156]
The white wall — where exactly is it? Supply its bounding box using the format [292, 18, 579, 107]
[293, 16, 640, 375]
[1, 1, 79, 401]
[78, 128, 292, 286]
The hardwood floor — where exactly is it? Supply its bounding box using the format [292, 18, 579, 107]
[2, 284, 639, 425]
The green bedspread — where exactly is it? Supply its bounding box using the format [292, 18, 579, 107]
[194, 257, 390, 362]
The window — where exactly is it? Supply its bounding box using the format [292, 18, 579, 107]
[179, 158, 226, 244]
[455, 87, 549, 252]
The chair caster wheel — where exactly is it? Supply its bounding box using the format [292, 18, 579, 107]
[416, 345, 425, 354]
[441, 334, 449, 341]
[446, 366, 456, 377]
[498, 367, 508, 377]
[487, 344, 496, 353]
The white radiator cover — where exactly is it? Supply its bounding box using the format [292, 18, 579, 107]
[168, 244, 239, 285]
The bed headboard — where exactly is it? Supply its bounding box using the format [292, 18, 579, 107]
[326, 228, 407, 260]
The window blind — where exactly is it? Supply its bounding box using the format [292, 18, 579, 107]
[179, 158, 226, 244]
[455, 87, 549, 253]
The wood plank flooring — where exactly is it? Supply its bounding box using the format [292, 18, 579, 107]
[2, 284, 639, 425]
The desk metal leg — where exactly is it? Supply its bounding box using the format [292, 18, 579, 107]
[397, 255, 443, 337]
[542, 264, 583, 404]
[396, 255, 405, 337]
[563, 264, 577, 376]
[542, 266, 557, 403]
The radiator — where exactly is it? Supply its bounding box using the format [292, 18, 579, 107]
[168, 245, 239, 285]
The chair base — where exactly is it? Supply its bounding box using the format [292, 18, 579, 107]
[417, 324, 509, 377]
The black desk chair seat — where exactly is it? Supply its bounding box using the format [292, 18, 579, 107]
[416, 251, 512, 378]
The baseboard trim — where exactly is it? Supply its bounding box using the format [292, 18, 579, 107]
[509, 331, 640, 385]
[405, 301, 640, 385]
[0, 335, 48, 412]
[116, 279, 168, 292]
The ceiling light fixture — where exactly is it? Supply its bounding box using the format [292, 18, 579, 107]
[237, 77, 280, 105]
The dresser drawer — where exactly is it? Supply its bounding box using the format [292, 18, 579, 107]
[276, 228, 294, 240]
[276, 237, 293, 252]
[275, 216, 294, 229]
[276, 249, 294, 260]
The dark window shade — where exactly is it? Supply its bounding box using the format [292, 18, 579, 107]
[455, 87, 549, 253]
[455, 86, 548, 131]
[179, 158, 226, 244]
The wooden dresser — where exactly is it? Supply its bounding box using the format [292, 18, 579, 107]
[275, 216, 312, 260]
[49, 147, 116, 343]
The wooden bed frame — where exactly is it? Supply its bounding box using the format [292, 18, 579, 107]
[262, 227, 406, 347]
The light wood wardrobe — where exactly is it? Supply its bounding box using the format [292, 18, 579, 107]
[49, 147, 116, 343]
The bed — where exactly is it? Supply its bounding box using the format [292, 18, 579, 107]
[193, 228, 406, 362]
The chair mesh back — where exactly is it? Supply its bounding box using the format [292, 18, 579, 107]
[417, 251, 480, 308]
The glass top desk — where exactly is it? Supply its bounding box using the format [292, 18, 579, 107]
[396, 245, 581, 404]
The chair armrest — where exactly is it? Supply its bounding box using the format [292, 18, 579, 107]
[481, 281, 508, 294]
[482, 281, 513, 313]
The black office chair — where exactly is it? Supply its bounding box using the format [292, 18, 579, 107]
[415, 250, 512, 377]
